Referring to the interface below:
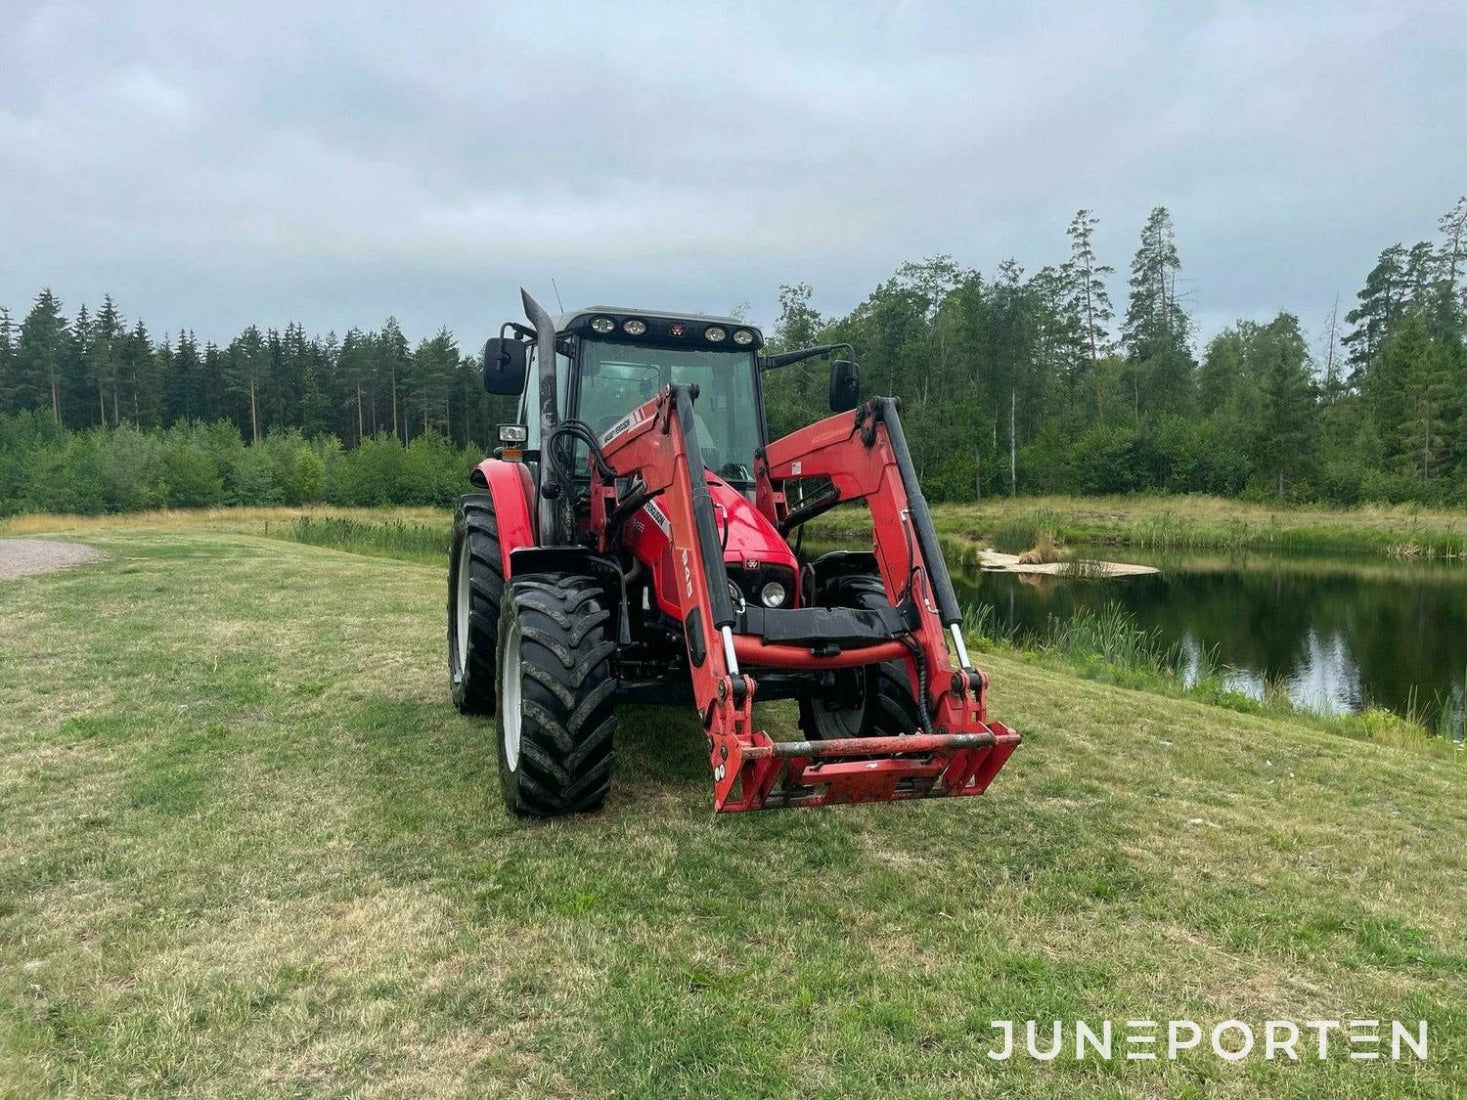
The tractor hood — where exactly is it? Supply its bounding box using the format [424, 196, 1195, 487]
[622, 474, 799, 619]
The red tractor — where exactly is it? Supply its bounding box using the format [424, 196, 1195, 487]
[448, 290, 1019, 815]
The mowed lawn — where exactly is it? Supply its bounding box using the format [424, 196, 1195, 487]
[1, 523, 1464, 1098]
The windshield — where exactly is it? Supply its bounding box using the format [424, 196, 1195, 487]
[574, 340, 762, 483]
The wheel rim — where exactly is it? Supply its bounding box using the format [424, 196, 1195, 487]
[453, 540, 472, 680]
[500, 615, 523, 771]
[811, 670, 867, 739]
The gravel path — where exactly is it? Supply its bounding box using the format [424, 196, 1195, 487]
[0, 539, 105, 580]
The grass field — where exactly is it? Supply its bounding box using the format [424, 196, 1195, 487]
[809, 495, 1467, 560]
[2, 515, 1465, 1097]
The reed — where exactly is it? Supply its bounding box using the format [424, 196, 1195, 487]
[275, 515, 450, 565]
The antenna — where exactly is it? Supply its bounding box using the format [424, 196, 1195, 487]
[551, 279, 566, 313]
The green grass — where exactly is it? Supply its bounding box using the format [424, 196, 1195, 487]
[2, 519, 1465, 1096]
[811, 495, 1467, 560]
[275, 515, 451, 565]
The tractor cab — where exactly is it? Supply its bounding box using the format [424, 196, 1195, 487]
[504, 308, 768, 488]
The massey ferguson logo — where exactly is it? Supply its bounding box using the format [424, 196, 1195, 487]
[599, 407, 645, 446]
[680, 548, 694, 600]
[644, 499, 672, 536]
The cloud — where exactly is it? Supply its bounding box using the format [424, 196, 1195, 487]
[1, 0, 1464, 350]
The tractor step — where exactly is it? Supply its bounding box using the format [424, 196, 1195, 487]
[718, 725, 1021, 812]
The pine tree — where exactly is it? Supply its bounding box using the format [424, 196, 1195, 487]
[1253, 313, 1317, 494]
[17, 288, 70, 420]
[299, 358, 331, 438]
[378, 317, 409, 442]
[1029, 263, 1084, 420]
[339, 328, 373, 443]
[1404, 241, 1441, 303]
[0, 306, 15, 412]
[67, 303, 94, 429]
[1367, 312, 1432, 477]
[170, 331, 202, 423]
[202, 342, 228, 423]
[119, 319, 161, 426]
[87, 295, 124, 427]
[1065, 209, 1114, 390]
[1386, 314, 1454, 482]
[227, 326, 267, 442]
[409, 328, 458, 438]
[1122, 206, 1194, 417]
[1343, 244, 1407, 380]
[1319, 296, 1345, 403]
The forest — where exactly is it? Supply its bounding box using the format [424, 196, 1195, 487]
[2, 196, 1465, 515]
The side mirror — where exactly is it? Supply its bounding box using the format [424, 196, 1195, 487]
[828, 359, 860, 412]
[483, 338, 528, 395]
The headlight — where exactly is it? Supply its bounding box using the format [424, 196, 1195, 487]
[704, 326, 727, 343]
[760, 581, 787, 608]
[623, 318, 647, 336]
[590, 317, 615, 334]
[733, 329, 754, 345]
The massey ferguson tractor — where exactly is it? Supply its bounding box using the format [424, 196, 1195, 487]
[447, 290, 1019, 815]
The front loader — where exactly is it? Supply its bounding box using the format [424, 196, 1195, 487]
[448, 290, 1019, 815]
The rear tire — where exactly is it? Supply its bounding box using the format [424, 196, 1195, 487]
[495, 573, 618, 817]
[798, 574, 922, 739]
[449, 494, 503, 715]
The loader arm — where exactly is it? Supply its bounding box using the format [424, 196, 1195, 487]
[593, 386, 1020, 812]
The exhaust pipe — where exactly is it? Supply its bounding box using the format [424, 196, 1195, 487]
[520, 288, 561, 544]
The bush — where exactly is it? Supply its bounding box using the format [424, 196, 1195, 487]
[1067, 426, 1144, 495]
[1316, 460, 1364, 506]
[165, 443, 225, 508]
[324, 431, 476, 506]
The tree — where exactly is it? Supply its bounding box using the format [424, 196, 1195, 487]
[338, 328, 372, 443]
[409, 328, 458, 438]
[1438, 195, 1467, 321]
[86, 295, 124, 427]
[0, 306, 15, 413]
[1030, 262, 1086, 419]
[119, 319, 162, 426]
[16, 288, 70, 419]
[1380, 313, 1453, 482]
[170, 330, 203, 424]
[771, 283, 822, 351]
[1065, 209, 1114, 415]
[227, 326, 267, 442]
[1318, 296, 1345, 403]
[762, 283, 828, 438]
[1343, 244, 1407, 381]
[1122, 206, 1194, 418]
[378, 317, 409, 443]
[1253, 313, 1318, 495]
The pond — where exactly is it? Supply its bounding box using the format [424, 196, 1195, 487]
[953, 548, 1467, 742]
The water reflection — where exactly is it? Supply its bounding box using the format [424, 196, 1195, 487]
[951, 550, 1467, 742]
[1288, 628, 1364, 716]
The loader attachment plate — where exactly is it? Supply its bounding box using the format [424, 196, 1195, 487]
[716, 724, 1021, 812]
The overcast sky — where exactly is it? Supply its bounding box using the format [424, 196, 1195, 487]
[2, 1, 1464, 355]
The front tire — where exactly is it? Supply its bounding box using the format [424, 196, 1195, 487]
[448, 494, 503, 715]
[798, 574, 922, 739]
[495, 573, 618, 817]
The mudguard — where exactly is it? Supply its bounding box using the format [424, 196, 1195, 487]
[470, 459, 536, 575]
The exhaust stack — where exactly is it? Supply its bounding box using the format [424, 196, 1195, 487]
[520, 288, 561, 544]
